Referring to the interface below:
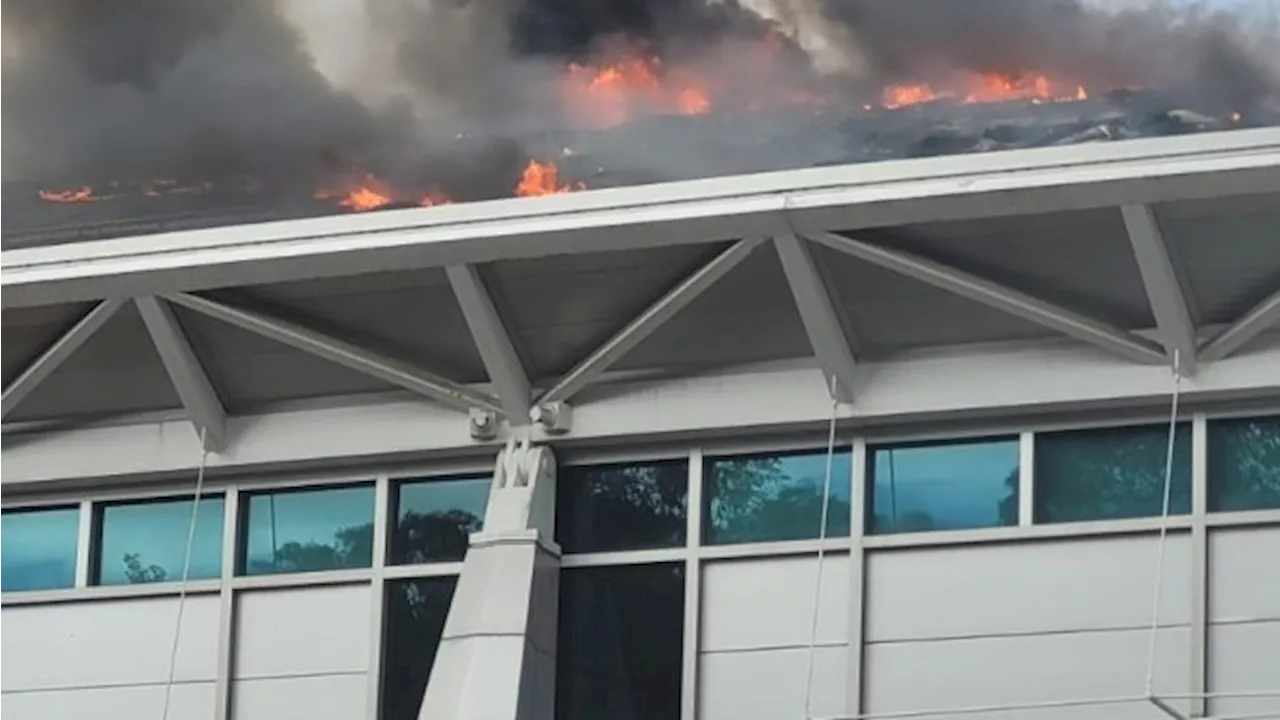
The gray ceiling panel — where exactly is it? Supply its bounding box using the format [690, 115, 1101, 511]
[855, 208, 1155, 330]
[488, 244, 728, 377]
[7, 302, 181, 422]
[617, 242, 812, 372]
[816, 244, 1056, 357]
[1, 302, 95, 387]
[1155, 193, 1280, 324]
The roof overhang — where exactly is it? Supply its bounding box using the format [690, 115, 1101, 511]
[5, 127, 1280, 309]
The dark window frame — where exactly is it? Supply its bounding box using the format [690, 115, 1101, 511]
[387, 474, 491, 566]
[702, 446, 854, 546]
[90, 492, 226, 586]
[865, 434, 1021, 535]
[236, 481, 376, 576]
[1, 504, 82, 593]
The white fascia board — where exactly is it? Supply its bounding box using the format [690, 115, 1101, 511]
[5, 338, 1279, 490]
[4, 128, 1278, 309]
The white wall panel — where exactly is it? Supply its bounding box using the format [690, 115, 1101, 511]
[1207, 621, 1280, 718]
[699, 556, 850, 720]
[232, 674, 366, 720]
[1, 682, 216, 720]
[233, 584, 371, 679]
[864, 627, 1192, 720]
[700, 555, 849, 651]
[699, 646, 846, 720]
[1, 596, 219, 691]
[866, 536, 1192, 642]
[1208, 525, 1280, 622]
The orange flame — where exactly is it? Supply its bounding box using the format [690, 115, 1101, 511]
[315, 174, 451, 212]
[561, 56, 710, 128]
[882, 72, 1088, 110]
[515, 160, 584, 197]
[38, 186, 99, 203]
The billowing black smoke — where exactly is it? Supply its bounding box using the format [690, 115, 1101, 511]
[2, 0, 1277, 239]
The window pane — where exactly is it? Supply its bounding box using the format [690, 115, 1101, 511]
[704, 449, 852, 545]
[1, 507, 80, 592]
[557, 564, 684, 720]
[96, 496, 224, 585]
[869, 437, 1020, 534]
[241, 485, 374, 575]
[1034, 424, 1192, 524]
[557, 460, 688, 553]
[390, 476, 489, 565]
[380, 577, 457, 720]
[1208, 416, 1280, 512]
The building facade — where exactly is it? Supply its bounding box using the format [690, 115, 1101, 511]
[4, 128, 1280, 720]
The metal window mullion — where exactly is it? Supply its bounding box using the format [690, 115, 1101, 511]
[681, 448, 704, 720]
[848, 437, 868, 719]
[74, 500, 94, 588]
[365, 474, 391, 720]
[1019, 431, 1036, 527]
[1190, 415, 1209, 718]
[214, 486, 240, 720]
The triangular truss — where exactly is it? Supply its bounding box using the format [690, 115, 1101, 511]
[4, 208, 1279, 445]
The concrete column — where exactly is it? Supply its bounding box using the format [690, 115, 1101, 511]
[419, 438, 560, 720]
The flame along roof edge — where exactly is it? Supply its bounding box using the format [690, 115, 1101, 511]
[3, 126, 1280, 310]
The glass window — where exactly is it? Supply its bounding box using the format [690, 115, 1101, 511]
[704, 448, 852, 545]
[1208, 416, 1280, 512]
[869, 437, 1020, 534]
[240, 484, 374, 575]
[390, 476, 490, 565]
[1, 506, 80, 592]
[380, 577, 458, 720]
[1034, 423, 1192, 524]
[95, 496, 225, 585]
[557, 563, 684, 720]
[557, 460, 688, 553]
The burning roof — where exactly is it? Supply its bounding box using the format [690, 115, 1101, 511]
[2, 0, 1278, 248]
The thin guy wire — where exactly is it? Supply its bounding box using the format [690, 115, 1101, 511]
[161, 427, 211, 720]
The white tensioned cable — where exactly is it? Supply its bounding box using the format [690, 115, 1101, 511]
[1146, 350, 1183, 698]
[160, 427, 212, 720]
[803, 374, 842, 720]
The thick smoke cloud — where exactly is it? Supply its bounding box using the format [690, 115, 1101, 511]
[1, 0, 1277, 193]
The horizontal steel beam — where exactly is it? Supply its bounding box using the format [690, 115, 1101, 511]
[1199, 286, 1280, 362]
[807, 231, 1169, 365]
[4, 129, 1278, 309]
[165, 292, 503, 415]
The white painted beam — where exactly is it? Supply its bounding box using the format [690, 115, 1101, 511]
[1199, 286, 1280, 362]
[807, 231, 1168, 365]
[539, 237, 764, 404]
[4, 128, 1277, 309]
[772, 234, 858, 403]
[1121, 204, 1199, 374]
[164, 291, 503, 415]
[1, 299, 125, 418]
[6, 340, 1280, 489]
[446, 264, 532, 422]
[135, 296, 227, 451]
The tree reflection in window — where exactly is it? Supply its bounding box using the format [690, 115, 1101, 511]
[95, 496, 224, 585]
[869, 438, 1019, 534]
[390, 476, 489, 565]
[241, 485, 375, 575]
[381, 576, 457, 720]
[704, 449, 852, 544]
[1208, 416, 1280, 512]
[1034, 423, 1192, 524]
[557, 460, 688, 553]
